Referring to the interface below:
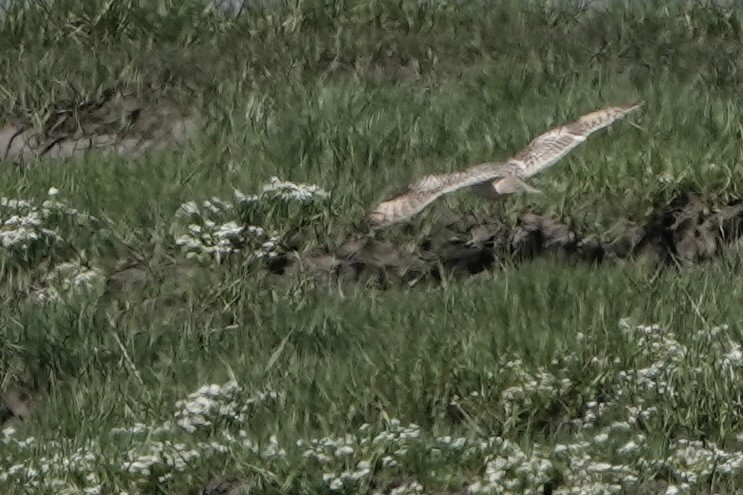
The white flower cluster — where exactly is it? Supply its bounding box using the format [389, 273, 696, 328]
[173, 381, 278, 433]
[467, 439, 553, 495]
[1, 188, 59, 251]
[0, 199, 60, 250]
[3, 320, 743, 494]
[389, 481, 424, 495]
[174, 177, 328, 262]
[499, 359, 573, 417]
[1, 187, 102, 253]
[426, 319, 743, 495]
[546, 320, 743, 494]
[0, 435, 105, 494]
[1, 381, 281, 493]
[616, 321, 743, 404]
[298, 419, 428, 492]
[123, 439, 202, 481]
[238, 176, 329, 204]
[616, 321, 688, 398]
[174, 196, 280, 262]
[635, 438, 743, 493]
[31, 259, 104, 302]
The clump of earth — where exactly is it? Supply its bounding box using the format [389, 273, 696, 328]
[278, 193, 743, 287]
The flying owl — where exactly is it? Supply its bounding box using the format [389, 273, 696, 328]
[368, 102, 642, 229]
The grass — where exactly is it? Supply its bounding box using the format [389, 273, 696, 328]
[2, 0, 743, 493]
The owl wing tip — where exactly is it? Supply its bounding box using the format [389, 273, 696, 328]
[622, 101, 644, 113]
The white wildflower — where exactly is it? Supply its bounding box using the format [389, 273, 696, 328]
[260, 176, 329, 202]
[593, 433, 609, 444]
[334, 445, 354, 457]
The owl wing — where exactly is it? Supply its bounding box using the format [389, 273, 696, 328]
[368, 162, 511, 229]
[469, 102, 642, 200]
[507, 102, 642, 179]
[369, 102, 642, 229]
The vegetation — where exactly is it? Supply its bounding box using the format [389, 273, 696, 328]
[1, 0, 743, 493]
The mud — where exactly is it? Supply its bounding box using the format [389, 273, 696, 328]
[0, 91, 196, 164]
[278, 194, 743, 286]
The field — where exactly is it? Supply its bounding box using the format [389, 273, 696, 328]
[2, 0, 743, 494]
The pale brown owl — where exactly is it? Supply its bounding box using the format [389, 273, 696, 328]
[369, 103, 642, 229]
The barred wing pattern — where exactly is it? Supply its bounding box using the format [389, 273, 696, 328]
[368, 162, 512, 230]
[506, 103, 643, 179]
[369, 103, 642, 229]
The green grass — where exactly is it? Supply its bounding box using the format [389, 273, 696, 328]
[2, 0, 743, 493]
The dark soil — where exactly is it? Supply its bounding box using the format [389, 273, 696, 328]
[277, 193, 743, 286]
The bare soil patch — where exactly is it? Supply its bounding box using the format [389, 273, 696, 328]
[0, 91, 196, 164]
[278, 193, 743, 286]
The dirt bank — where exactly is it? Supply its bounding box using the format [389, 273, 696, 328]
[0, 91, 195, 164]
[276, 193, 743, 286]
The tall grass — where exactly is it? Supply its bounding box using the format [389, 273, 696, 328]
[2, 0, 743, 493]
